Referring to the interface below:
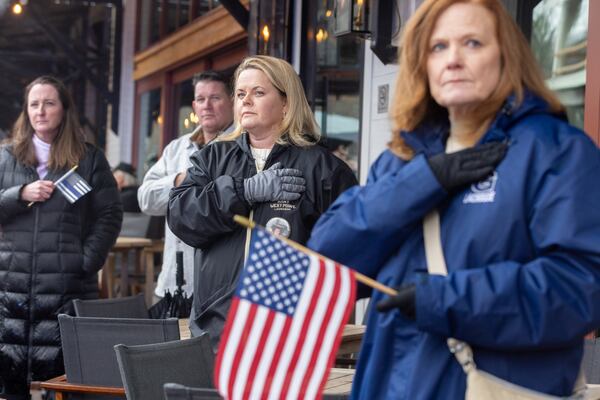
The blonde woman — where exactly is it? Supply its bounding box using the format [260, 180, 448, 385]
[168, 56, 357, 350]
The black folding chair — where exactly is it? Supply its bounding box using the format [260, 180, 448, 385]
[73, 294, 149, 319]
[115, 334, 214, 400]
[37, 315, 180, 399]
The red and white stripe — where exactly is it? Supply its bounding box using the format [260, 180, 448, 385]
[215, 255, 355, 400]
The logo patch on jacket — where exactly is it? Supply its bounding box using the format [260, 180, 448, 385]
[463, 172, 497, 204]
[269, 201, 297, 212]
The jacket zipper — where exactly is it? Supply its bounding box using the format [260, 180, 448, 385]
[26, 204, 39, 385]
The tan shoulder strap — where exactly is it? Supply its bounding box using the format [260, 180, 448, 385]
[423, 210, 448, 276]
[423, 209, 588, 392]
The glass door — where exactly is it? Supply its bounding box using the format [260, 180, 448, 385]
[136, 88, 162, 177]
[531, 0, 588, 129]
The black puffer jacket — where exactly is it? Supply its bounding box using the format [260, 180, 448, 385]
[0, 143, 122, 398]
[168, 133, 357, 349]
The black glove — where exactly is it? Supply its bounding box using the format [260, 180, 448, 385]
[427, 141, 508, 192]
[243, 162, 306, 203]
[376, 284, 416, 320]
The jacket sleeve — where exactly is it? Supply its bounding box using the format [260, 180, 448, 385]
[416, 132, 600, 349]
[319, 161, 359, 213]
[81, 149, 123, 274]
[167, 147, 250, 249]
[308, 151, 446, 278]
[138, 141, 181, 216]
[0, 185, 29, 223]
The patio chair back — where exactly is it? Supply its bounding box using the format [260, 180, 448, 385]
[73, 294, 149, 319]
[163, 383, 221, 400]
[115, 334, 214, 400]
[58, 314, 180, 398]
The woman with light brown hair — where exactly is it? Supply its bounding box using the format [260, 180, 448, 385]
[168, 56, 357, 350]
[0, 76, 122, 399]
[308, 0, 600, 398]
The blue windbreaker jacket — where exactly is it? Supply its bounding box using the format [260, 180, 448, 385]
[308, 94, 600, 399]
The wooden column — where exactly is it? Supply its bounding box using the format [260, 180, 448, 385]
[584, 0, 600, 145]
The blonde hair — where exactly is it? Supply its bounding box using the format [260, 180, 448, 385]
[11, 76, 86, 169]
[389, 0, 563, 159]
[221, 55, 320, 147]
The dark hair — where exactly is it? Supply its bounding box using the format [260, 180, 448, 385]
[11, 75, 86, 169]
[113, 162, 136, 176]
[192, 70, 232, 97]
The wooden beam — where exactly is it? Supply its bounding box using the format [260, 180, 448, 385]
[133, 6, 247, 81]
[219, 0, 249, 30]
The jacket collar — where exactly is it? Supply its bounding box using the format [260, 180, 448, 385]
[188, 122, 235, 150]
[400, 92, 559, 156]
[235, 132, 287, 164]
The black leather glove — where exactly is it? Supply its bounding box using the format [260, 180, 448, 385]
[376, 284, 416, 320]
[243, 162, 306, 204]
[427, 142, 508, 192]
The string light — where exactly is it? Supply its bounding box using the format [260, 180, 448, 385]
[316, 28, 328, 43]
[12, 3, 23, 15]
[261, 25, 270, 42]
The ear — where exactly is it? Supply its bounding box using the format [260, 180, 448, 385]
[282, 100, 288, 117]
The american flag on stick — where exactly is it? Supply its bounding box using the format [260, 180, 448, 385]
[215, 227, 356, 400]
[55, 165, 91, 204]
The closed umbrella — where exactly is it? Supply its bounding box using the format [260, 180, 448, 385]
[149, 250, 192, 319]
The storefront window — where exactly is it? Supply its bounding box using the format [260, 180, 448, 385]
[137, 88, 162, 177]
[174, 78, 196, 137]
[166, 1, 190, 35]
[139, 0, 161, 50]
[250, 0, 290, 58]
[138, 1, 222, 51]
[314, 0, 362, 177]
[532, 0, 588, 129]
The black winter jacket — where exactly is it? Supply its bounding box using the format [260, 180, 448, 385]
[0, 143, 122, 398]
[168, 133, 357, 349]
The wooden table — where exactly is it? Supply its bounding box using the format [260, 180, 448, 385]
[337, 324, 366, 356]
[101, 237, 160, 305]
[179, 321, 365, 344]
[32, 370, 354, 398]
[178, 319, 361, 395]
[32, 321, 361, 399]
[324, 368, 356, 395]
[30, 375, 125, 400]
[178, 320, 365, 353]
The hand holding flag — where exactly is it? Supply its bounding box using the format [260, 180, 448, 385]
[27, 165, 92, 207]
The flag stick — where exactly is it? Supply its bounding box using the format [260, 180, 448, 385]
[27, 165, 79, 208]
[234, 214, 398, 296]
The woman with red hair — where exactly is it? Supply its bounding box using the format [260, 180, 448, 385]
[309, 0, 600, 398]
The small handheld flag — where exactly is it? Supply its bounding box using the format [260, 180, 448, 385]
[55, 166, 92, 204]
[215, 228, 356, 400]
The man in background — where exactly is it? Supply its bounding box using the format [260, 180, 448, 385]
[113, 162, 140, 213]
[137, 71, 234, 302]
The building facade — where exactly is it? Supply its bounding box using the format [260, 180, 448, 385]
[115, 0, 599, 187]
